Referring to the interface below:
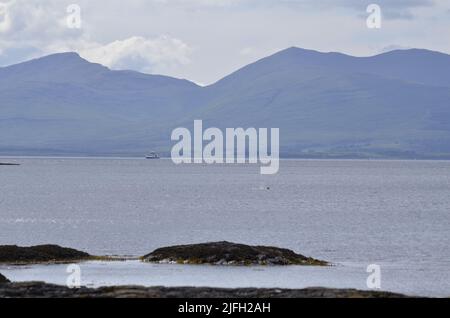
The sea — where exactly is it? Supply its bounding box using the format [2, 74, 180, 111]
[0, 158, 449, 297]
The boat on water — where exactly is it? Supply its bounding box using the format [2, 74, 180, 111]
[145, 152, 160, 159]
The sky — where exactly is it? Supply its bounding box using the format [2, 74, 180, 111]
[0, 0, 449, 85]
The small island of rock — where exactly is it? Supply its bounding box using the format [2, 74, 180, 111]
[142, 241, 328, 266]
[0, 245, 93, 264]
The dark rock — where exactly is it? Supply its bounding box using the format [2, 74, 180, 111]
[0, 282, 412, 298]
[142, 241, 328, 266]
[0, 163, 20, 166]
[0, 273, 9, 284]
[0, 245, 92, 264]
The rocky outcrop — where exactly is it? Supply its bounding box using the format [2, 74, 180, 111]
[0, 282, 410, 298]
[0, 273, 9, 284]
[0, 163, 20, 166]
[0, 245, 92, 264]
[142, 241, 328, 266]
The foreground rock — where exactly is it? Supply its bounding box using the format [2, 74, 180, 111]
[0, 245, 92, 264]
[0, 273, 9, 284]
[142, 241, 328, 266]
[0, 282, 410, 298]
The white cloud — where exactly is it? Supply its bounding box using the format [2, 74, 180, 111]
[0, 0, 192, 77]
[79, 36, 192, 75]
[0, 1, 13, 33]
[42, 35, 193, 78]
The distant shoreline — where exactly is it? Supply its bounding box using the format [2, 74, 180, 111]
[2, 155, 450, 162]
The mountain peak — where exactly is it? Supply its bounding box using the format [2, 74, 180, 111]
[275, 46, 349, 57]
[1, 51, 110, 73]
[275, 46, 319, 56]
[26, 51, 105, 69]
[0, 51, 109, 84]
[45, 51, 82, 59]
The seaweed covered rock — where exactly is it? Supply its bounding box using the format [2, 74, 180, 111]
[0, 273, 9, 284]
[142, 241, 328, 266]
[0, 245, 92, 264]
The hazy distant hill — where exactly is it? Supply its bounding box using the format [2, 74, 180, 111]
[194, 47, 450, 157]
[0, 52, 201, 154]
[1, 48, 450, 158]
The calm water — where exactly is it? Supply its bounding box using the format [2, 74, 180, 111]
[0, 158, 449, 296]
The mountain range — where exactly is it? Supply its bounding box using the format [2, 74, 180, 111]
[1, 47, 450, 158]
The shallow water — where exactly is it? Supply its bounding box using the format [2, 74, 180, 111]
[0, 158, 449, 296]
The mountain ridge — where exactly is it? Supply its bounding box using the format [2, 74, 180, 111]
[1, 47, 450, 158]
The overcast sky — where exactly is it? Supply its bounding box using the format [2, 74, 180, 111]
[1, 0, 449, 85]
